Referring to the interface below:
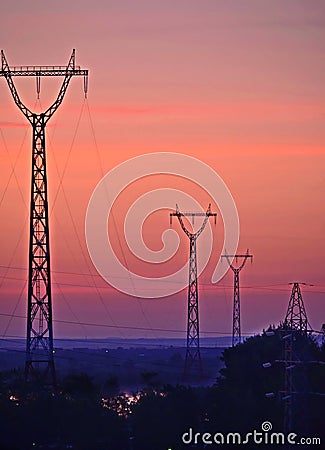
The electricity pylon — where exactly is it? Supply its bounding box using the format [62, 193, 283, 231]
[170, 204, 216, 378]
[222, 249, 252, 346]
[265, 284, 317, 443]
[284, 282, 309, 334]
[0, 50, 88, 388]
[283, 283, 311, 437]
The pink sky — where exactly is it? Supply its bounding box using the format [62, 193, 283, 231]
[0, 0, 324, 340]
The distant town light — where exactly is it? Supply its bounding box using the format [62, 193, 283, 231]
[262, 362, 272, 368]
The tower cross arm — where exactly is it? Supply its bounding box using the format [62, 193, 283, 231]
[0, 49, 89, 124]
[222, 249, 253, 271]
[170, 203, 217, 239]
[0, 68, 88, 77]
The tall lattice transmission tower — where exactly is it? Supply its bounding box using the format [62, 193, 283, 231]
[170, 204, 216, 378]
[284, 282, 309, 334]
[283, 282, 311, 436]
[0, 50, 88, 388]
[222, 249, 252, 346]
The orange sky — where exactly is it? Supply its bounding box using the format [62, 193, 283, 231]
[0, 0, 324, 340]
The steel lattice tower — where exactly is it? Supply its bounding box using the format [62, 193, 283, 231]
[170, 204, 216, 378]
[283, 283, 310, 437]
[0, 50, 88, 387]
[222, 249, 252, 346]
[284, 282, 308, 334]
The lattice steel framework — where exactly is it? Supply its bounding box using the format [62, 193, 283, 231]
[0, 50, 88, 387]
[284, 282, 308, 334]
[170, 204, 216, 378]
[222, 249, 252, 346]
[283, 283, 310, 438]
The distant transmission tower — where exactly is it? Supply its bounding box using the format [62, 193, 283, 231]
[0, 50, 88, 387]
[283, 282, 311, 437]
[170, 204, 216, 378]
[222, 249, 252, 346]
[284, 282, 309, 334]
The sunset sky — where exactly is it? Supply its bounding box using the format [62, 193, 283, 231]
[0, 0, 324, 341]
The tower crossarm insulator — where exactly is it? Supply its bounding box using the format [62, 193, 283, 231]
[170, 203, 217, 239]
[0, 49, 89, 124]
[222, 249, 253, 272]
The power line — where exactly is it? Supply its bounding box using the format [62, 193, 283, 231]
[0, 312, 234, 335]
[1, 269, 325, 294]
[85, 99, 158, 336]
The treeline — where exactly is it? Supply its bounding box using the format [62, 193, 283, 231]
[0, 328, 324, 450]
